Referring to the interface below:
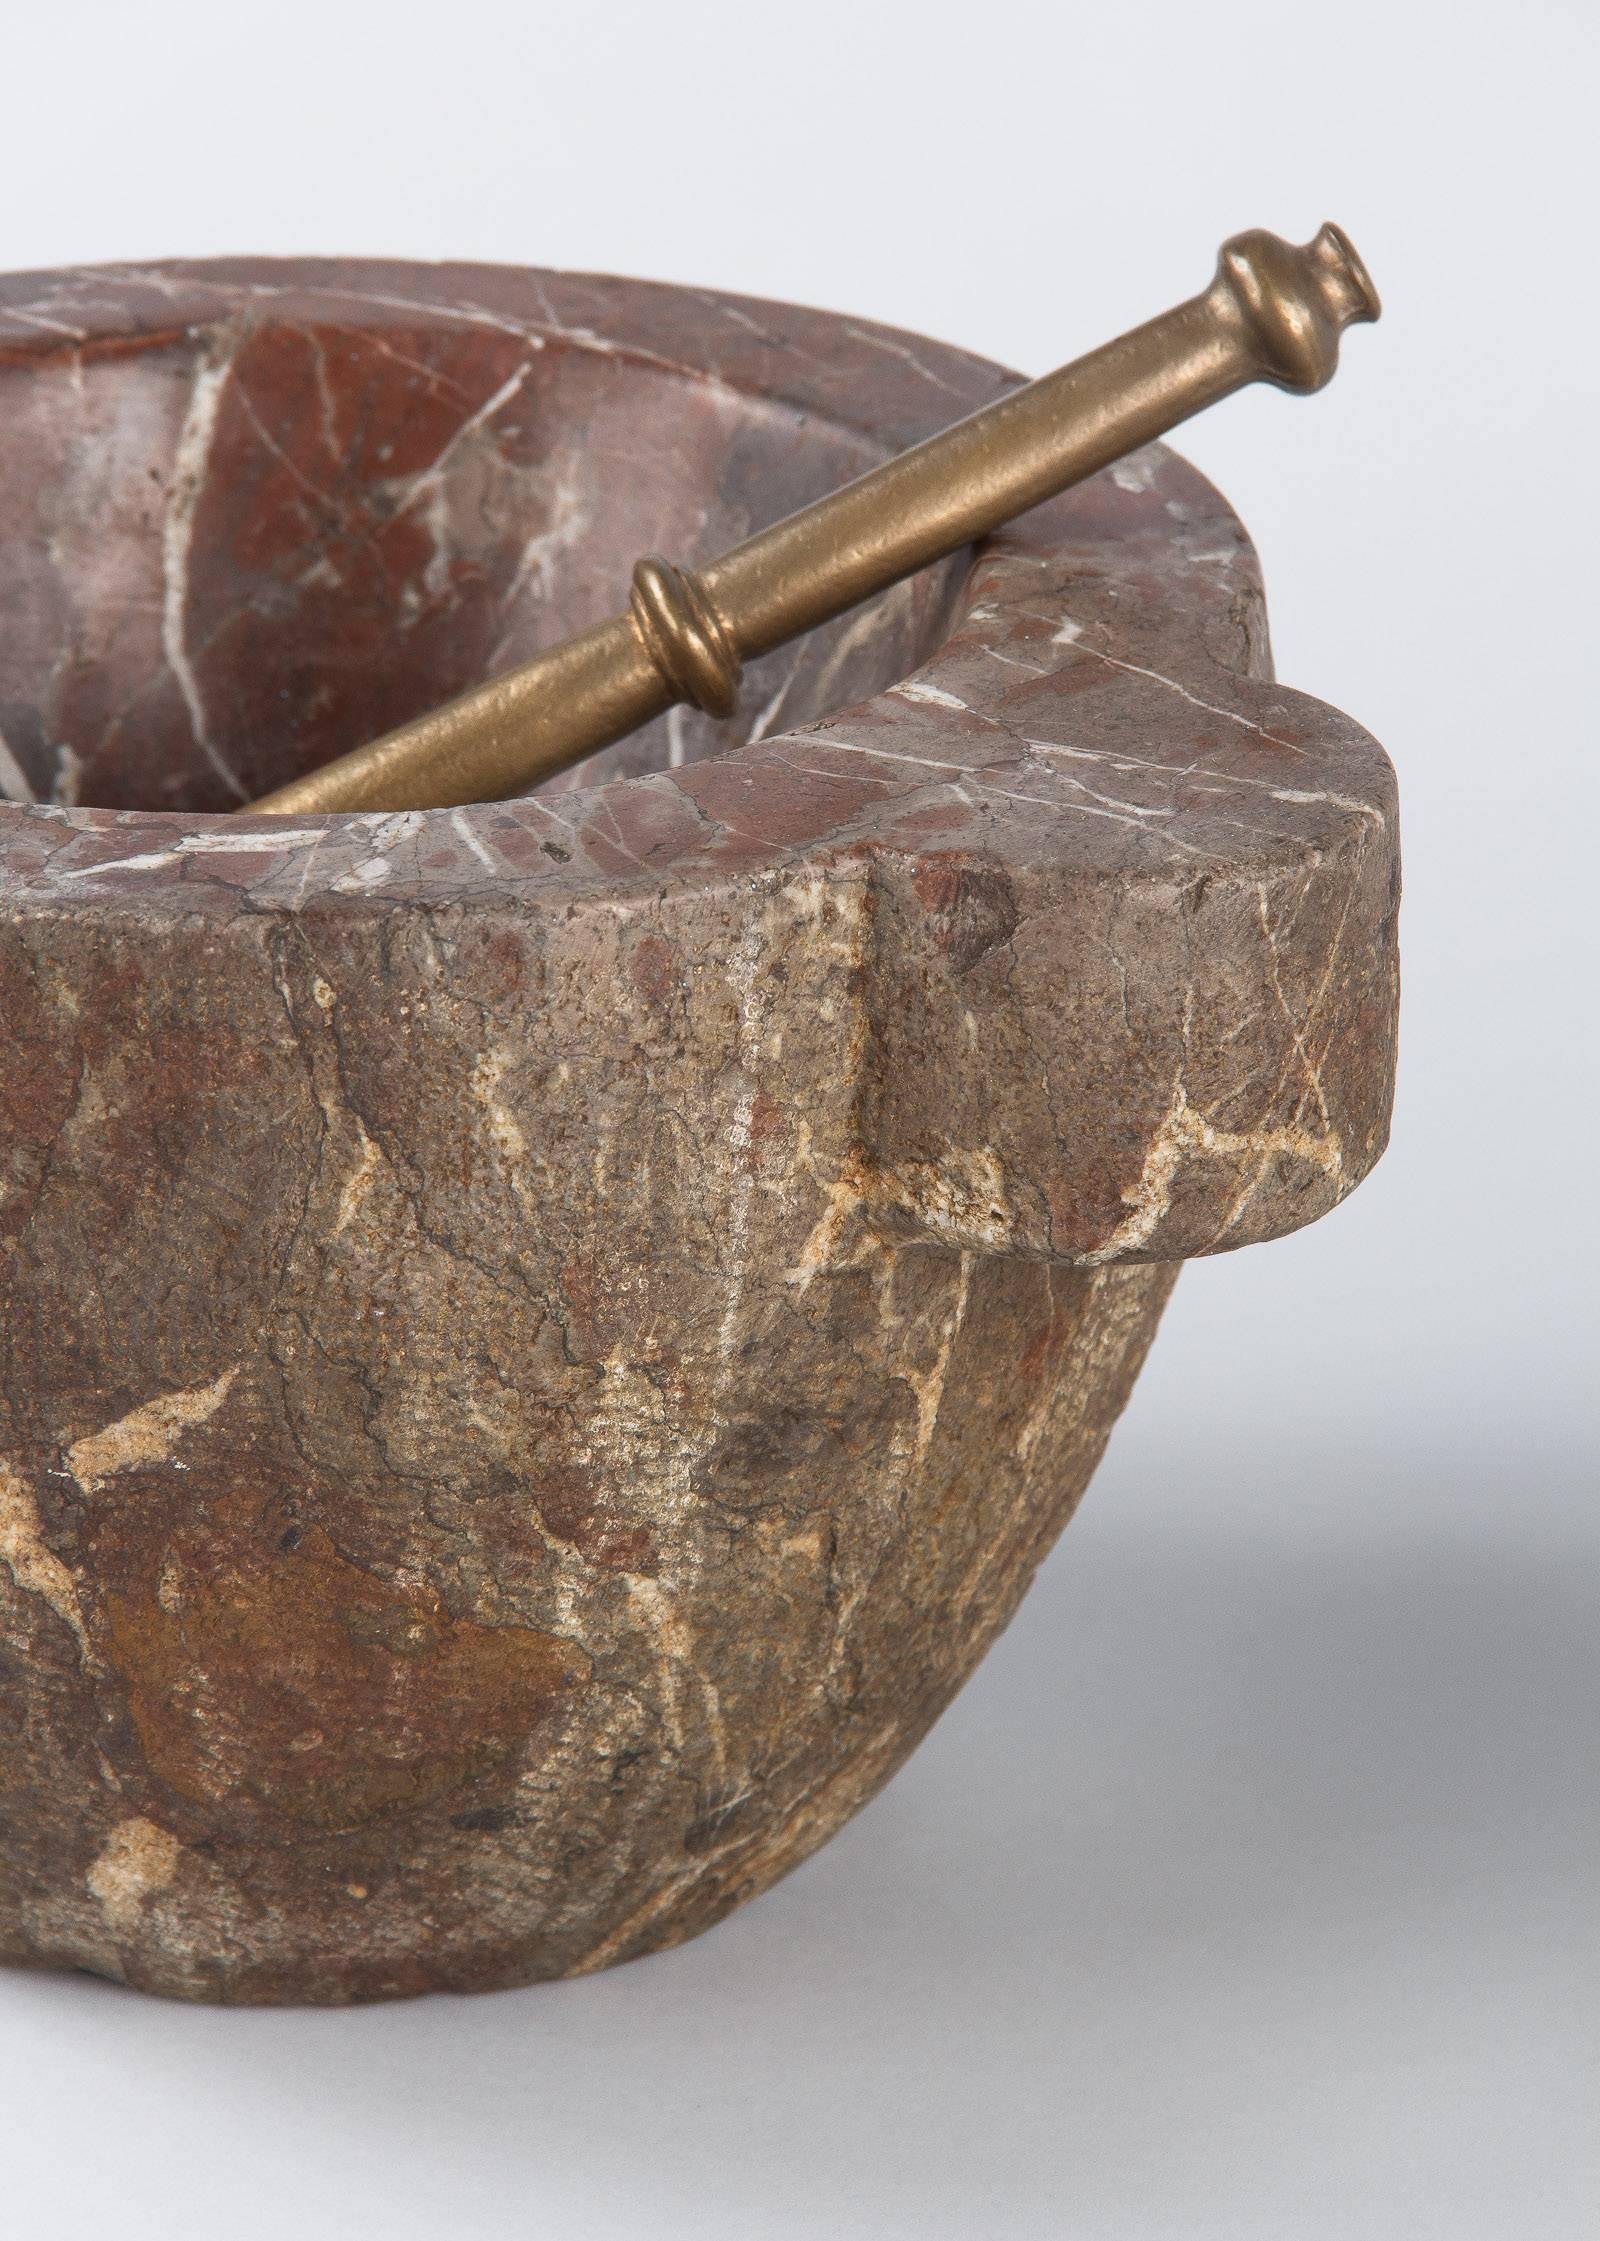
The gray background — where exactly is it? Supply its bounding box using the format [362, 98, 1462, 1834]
[3, 2, 1594, 2232]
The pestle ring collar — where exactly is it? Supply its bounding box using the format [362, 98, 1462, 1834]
[629, 555, 743, 718]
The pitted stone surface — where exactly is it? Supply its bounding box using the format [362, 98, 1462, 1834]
[0, 261, 1397, 2001]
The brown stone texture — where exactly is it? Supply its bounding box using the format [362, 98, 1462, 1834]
[0, 261, 1398, 2002]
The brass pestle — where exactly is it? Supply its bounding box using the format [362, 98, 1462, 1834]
[246, 225, 1379, 818]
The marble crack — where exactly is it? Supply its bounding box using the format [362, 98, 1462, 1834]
[1086, 1079, 1343, 1265]
[799, 735, 1206, 852]
[162, 327, 249, 800]
[1047, 623, 1312, 759]
[842, 323, 965, 396]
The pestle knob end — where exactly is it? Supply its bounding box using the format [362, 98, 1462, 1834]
[1213, 222, 1380, 394]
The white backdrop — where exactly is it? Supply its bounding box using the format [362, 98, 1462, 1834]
[3, 4, 1595, 2235]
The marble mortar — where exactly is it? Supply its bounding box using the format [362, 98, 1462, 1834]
[0, 261, 1399, 2002]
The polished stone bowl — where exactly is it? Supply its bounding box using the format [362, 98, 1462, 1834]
[0, 261, 1397, 2001]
